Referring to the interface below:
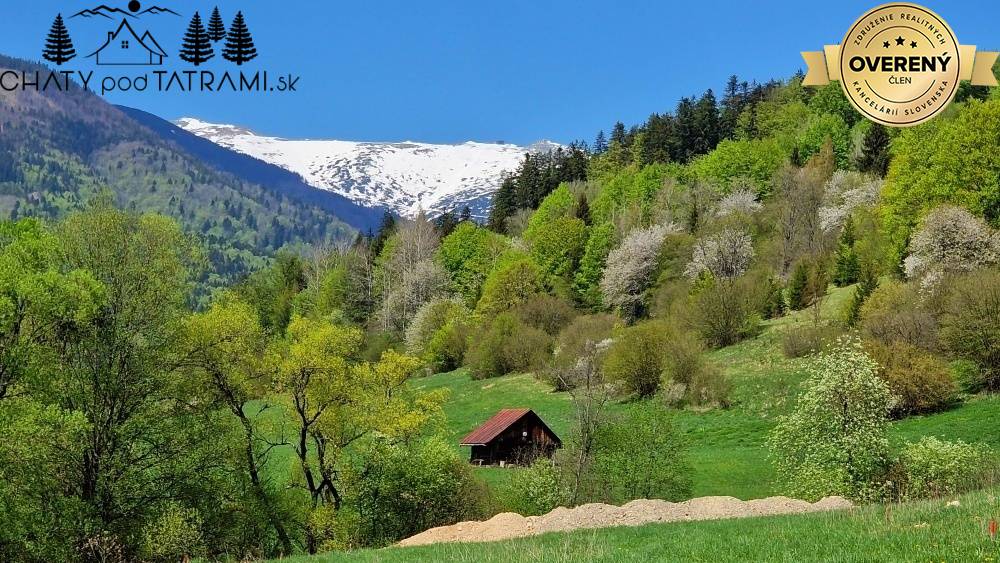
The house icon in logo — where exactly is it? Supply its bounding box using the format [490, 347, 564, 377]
[87, 19, 167, 65]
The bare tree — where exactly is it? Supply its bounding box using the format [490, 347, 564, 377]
[556, 338, 616, 505]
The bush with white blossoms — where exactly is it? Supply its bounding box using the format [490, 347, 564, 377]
[904, 205, 1000, 287]
[684, 228, 754, 280]
[768, 337, 896, 502]
[600, 223, 674, 314]
[716, 186, 762, 218]
[818, 170, 882, 233]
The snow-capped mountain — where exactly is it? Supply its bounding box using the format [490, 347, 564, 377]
[176, 118, 557, 219]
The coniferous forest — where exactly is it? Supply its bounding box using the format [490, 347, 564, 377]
[5, 47, 1000, 561]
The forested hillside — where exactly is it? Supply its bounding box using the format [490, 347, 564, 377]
[0, 55, 356, 296]
[5, 58, 1000, 563]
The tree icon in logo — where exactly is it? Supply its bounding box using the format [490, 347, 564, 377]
[207, 7, 226, 43]
[222, 12, 258, 66]
[43, 14, 77, 66]
[179, 11, 214, 66]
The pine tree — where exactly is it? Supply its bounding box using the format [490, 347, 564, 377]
[858, 124, 891, 177]
[207, 7, 227, 42]
[788, 260, 810, 310]
[846, 263, 879, 326]
[223, 11, 258, 66]
[42, 14, 76, 66]
[371, 211, 396, 256]
[610, 122, 627, 146]
[593, 130, 608, 154]
[832, 218, 860, 287]
[459, 206, 472, 222]
[179, 11, 214, 66]
[435, 211, 459, 237]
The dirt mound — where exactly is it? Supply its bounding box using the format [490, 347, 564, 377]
[398, 495, 852, 547]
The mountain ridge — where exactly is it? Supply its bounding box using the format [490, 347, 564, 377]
[177, 117, 560, 219]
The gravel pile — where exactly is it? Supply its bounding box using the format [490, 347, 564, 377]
[398, 495, 852, 547]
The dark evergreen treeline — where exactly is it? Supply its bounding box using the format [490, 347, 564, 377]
[488, 144, 589, 231]
[487, 75, 781, 232]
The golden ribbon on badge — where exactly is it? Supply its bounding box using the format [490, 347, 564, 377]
[801, 2, 998, 127]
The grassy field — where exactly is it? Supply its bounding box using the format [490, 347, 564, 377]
[412, 284, 1000, 501]
[262, 284, 1000, 560]
[278, 487, 1000, 562]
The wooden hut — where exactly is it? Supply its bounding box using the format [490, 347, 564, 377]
[460, 408, 561, 466]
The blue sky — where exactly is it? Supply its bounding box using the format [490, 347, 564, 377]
[2, 1, 997, 143]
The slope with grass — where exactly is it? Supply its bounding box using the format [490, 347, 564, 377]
[415, 284, 1000, 501]
[277, 487, 1000, 562]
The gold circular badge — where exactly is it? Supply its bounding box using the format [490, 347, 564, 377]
[839, 3, 960, 127]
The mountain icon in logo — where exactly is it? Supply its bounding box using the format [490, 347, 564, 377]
[71, 3, 179, 19]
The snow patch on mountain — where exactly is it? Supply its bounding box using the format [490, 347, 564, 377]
[175, 117, 555, 219]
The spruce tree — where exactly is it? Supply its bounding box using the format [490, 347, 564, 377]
[593, 130, 608, 154]
[42, 14, 76, 66]
[858, 124, 891, 177]
[223, 11, 258, 66]
[459, 206, 472, 222]
[846, 263, 879, 326]
[832, 218, 860, 287]
[179, 12, 214, 66]
[207, 7, 227, 43]
[788, 260, 810, 311]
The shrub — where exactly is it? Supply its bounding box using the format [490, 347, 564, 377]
[858, 280, 938, 351]
[404, 298, 466, 355]
[864, 341, 957, 417]
[660, 329, 730, 408]
[141, 504, 206, 563]
[425, 318, 470, 373]
[684, 228, 754, 280]
[769, 338, 895, 502]
[602, 320, 727, 405]
[601, 321, 664, 397]
[476, 254, 544, 316]
[504, 458, 564, 516]
[547, 314, 617, 391]
[894, 437, 989, 500]
[781, 323, 843, 359]
[715, 185, 762, 217]
[513, 293, 578, 336]
[465, 313, 552, 379]
[688, 276, 762, 349]
[940, 270, 1000, 390]
[345, 436, 486, 547]
[950, 359, 984, 394]
[588, 404, 692, 504]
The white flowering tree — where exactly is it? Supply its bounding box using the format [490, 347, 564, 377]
[716, 186, 762, 218]
[599, 223, 673, 316]
[768, 338, 895, 502]
[684, 228, 754, 280]
[904, 205, 1000, 287]
[818, 170, 882, 234]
